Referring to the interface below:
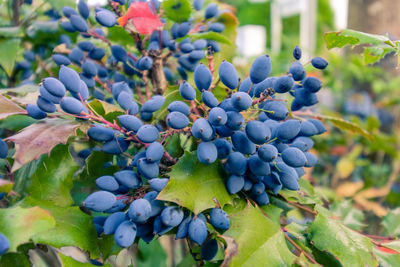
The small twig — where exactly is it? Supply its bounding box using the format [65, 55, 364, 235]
[209, 78, 220, 91]
[36, 56, 54, 76]
[282, 228, 319, 264]
[286, 200, 318, 215]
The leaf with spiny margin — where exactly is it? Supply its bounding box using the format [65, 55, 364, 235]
[0, 94, 26, 119]
[18, 145, 79, 206]
[364, 46, 395, 65]
[308, 205, 378, 267]
[0, 38, 20, 77]
[0, 206, 55, 251]
[324, 29, 397, 65]
[22, 198, 101, 258]
[315, 114, 374, 140]
[6, 118, 89, 172]
[162, 0, 192, 23]
[157, 151, 232, 214]
[325, 29, 395, 49]
[221, 203, 295, 267]
[382, 208, 400, 236]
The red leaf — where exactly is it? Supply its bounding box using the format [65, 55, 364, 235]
[6, 118, 88, 172]
[117, 2, 164, 35]
[376, 245, 399, 255]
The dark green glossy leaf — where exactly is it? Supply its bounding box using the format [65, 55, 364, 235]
[157, 151, 232, 214]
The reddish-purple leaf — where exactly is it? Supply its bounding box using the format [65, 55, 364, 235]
[7, 118, 88, 171]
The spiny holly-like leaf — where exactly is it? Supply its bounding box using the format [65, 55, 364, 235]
[118, 2, 164, 35]
[221, 203, 296, 266]
[324, 29, 394, 49]
[0, 38, 20, 77]
[0, 206, 55, 251]
[382, 208, 400, 237]
[308, 205, 378, 267]
[23, 199, 101, 258]
[315, 114, 374, 140]
[6, 118, 88, 172]
[0, 94, 27, 120]
[324, 29, 397, 65]
[19, 145, 79, 206]
[157, 151, 232, 214]
[162, 0, 192, 23]
[189, 32, 232, 45]
[364, 46, 394, 65]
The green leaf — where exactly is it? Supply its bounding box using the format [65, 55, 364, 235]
[0, 179, 13, 193]
[374, 248, 400, 267]
[330, 200, 366, 231]
[0, 84, 39, 94]
[153, 85, 180, 119]
[26, 21, 59, 38]
[0, 252, 31, 267]
[279, 179, 322, 205]
[157, 151, 232, 214]
[308, 206, 378, 267]
[0, 38, 20, 77]
[58, 253, 108, 267]
[27, 203, 100, 258]
[324, 29, 397, 64]
[0, 94, 26, 120]
[382, 208, 400, 236]
[222, 203, 295, 266]
[20, 145, 79, 206]
[363, 46, 395, 65]
[7, 118, 88, 172]
[162, 0, 192, 23]
[0, 27, 23, 38]
[316, 114, 374, 140]
[189, 32, 232, 45]
[136, 239, 167, 267]
[107, 26, 134, 47]
[89, 99, 124, 115]
[0, 206, 56, 251]
[46, 0, 76, 11]
[0, 115, 36, 132]
[325, 29, 394, 49]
